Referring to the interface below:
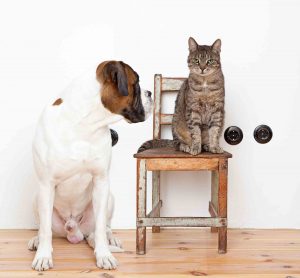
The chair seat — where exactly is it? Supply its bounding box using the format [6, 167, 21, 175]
[134, 147, 232, 159]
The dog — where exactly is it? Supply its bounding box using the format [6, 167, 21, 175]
[28, 60, 153, 271]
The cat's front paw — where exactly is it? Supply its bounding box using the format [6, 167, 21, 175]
[209, 146, 224, 154]
[190, 144, 202, 155]
[179, 143, 191, 153]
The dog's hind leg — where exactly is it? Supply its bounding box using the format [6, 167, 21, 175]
[86, 233, 124, 253]
[80, 198, 123, 251]
[28, 207, 66, 251]
[106, 194, 122, 248]
[28, 196, 39, 251]
[28, 235, 39, 251]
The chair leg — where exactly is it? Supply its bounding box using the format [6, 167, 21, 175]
[152, 171, 161, 233]
[136, 159, 147, 255]
[210, 171, 219, 233]
[218, 158, 228, 254]
[218, 227, 227, 254]
[136, 227, 146, 255]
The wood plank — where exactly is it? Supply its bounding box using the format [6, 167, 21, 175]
[161, 77, 186, 91]
[218, 158, 228, 254]
[210, 171, 219, 233]
[136, 159, 147, 218]
[136, 159, 147, 254]
[1, 229, 300, 276]
[3, 236, 300, 254]
[152, 171, 161, 233]
[146, 158, 219, 171]
[0, 271, 299, 278]
[209, 201, 218, 218]
[134, 148, 232, 159]
[147, 200, 162, 218]
[1, 228, 300, 241]
[153, 74, 162, 139]
[137, 217, 226, 227]
[0, 273, 299, 278]
[211, 171, 219, 212]
[160, 113, 173, 125]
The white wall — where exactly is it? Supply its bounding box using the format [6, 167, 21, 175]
[0, 0, 300, 229]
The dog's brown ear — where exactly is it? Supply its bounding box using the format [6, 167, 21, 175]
[103, 61, 128, 96]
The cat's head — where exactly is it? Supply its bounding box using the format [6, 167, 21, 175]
[187, 37, 221, 76]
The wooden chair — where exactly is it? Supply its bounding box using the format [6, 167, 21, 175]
[134, 74, 232, 255]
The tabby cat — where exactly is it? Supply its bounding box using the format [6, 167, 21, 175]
[138, 37, 225, 155]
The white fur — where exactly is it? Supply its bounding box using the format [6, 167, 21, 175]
[30, 69, 152, 271]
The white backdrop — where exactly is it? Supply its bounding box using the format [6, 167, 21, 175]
[0, 0, 300, 229]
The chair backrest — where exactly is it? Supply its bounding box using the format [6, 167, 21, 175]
[153, 74, 186, 139]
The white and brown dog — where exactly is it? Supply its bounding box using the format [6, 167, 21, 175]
[28, 61, 152, 271]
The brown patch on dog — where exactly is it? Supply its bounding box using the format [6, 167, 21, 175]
[52, 98, 63, 106]
[96, 61, 138, 114]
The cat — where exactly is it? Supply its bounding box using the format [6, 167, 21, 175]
[138, 37, 225, 155]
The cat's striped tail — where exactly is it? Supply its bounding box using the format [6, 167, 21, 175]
[137, 139, 175, 153]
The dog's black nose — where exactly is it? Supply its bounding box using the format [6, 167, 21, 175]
[146, 90, 152, 97]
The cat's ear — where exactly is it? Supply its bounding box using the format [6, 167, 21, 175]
[212, 39, 221, 53]
[188, 37, 198, 52]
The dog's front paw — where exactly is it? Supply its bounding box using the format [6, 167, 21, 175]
[32, 252, 53, 271]
[95, 251, 118, 270]
[209, 146, 224, 154]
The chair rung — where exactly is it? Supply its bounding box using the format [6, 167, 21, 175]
[147, 200, 162, 218]
[161, 77, 185, 91]
[160, 113, 173, 125]
[209, 201, 218, 217]
[137, 217, 227, 227]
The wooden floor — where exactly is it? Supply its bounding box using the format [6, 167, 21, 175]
[0, 229, 300, 277]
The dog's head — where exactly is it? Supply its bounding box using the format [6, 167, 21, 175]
[96, 61, 152, 123]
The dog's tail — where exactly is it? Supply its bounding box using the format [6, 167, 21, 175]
[109, 245, 125, 253]
[138, 139, 176, 153]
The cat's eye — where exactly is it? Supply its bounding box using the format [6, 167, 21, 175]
[193, 58, 200, 64]
[207, 59, 215, 65]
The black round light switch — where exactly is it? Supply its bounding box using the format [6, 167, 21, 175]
[110, 129, 119, 146]
[254, 125, 272, 144]
[224, 126, 243, 145]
